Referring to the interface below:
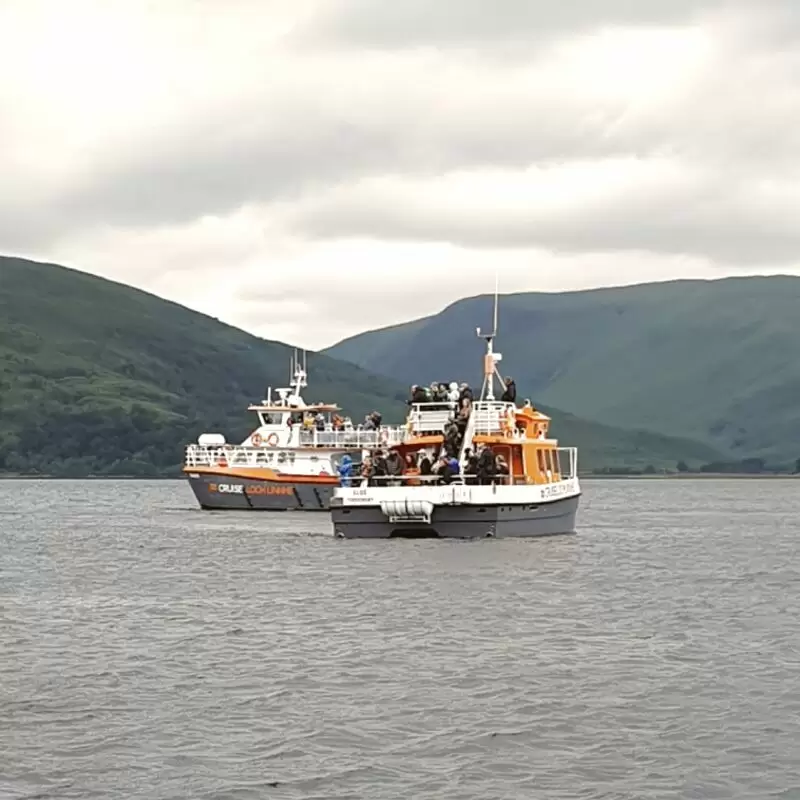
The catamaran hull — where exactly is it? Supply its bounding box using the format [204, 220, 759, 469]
[186, 472, 336, 511]
[330, 493, 580, 539]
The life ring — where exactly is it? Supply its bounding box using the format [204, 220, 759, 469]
[266, 433, 280, 447]
[251, 432, 263, 447]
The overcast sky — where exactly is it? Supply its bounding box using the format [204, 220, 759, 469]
[2, 0, 799, 349]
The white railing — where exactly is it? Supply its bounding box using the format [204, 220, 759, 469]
[185, 445, 271, 468]
[471, 401, 517, 435]
[298, 426, 407, 448]
[555, 447, 578, 480]
[407, 402, 457, 434]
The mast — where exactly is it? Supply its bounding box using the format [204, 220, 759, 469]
[476, 270, 504, 401]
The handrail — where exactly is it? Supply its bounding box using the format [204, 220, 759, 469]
[340, 470, 577, 487]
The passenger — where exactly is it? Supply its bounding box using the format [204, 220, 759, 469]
[444, 420, 460, 458]
[447, 381, 460, 405]
[385, 450, 404, 486]
[408, 384, 428, 406]
[418, 452, 433, 478]
[476, 445, 497, 485]
[363, 413, 377, 431]
[435, 455, 459, 484]
[360, 455, 375, 486]
[462, 447, 479, 484]
[456, 397, 471, 433]
[435, 382, 450, 403]
[459, 383, 473, 404]
[404, 453, 421, 485]
[501, 377, 517, 404]
[337, 454, 354, 487]
[314, 412, 325, 431]
[332, 414, 345, 430]
[495, 454, 510, 484]
[372, 450, 388, 485]
[371, 410, 383, 428]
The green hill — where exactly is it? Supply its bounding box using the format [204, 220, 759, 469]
[0, 256, 408, 476]
[325, 277, 800, 464]
[0, 256, 726, 476]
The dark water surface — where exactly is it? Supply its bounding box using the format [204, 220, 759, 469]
[1, 478, 799, 799]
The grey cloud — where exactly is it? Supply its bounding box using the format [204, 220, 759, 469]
[288, 172, 800, 266]
[298, 0, 731, 47]
[45, 95, 640, 235]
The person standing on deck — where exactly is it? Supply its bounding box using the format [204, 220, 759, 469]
[501, 377, 517, 404]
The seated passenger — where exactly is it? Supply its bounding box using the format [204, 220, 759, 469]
[434, 455, 459, 484]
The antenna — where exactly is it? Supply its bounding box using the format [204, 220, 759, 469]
[476, 268, 505, 401]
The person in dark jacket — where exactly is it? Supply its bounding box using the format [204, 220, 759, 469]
[501, 377, 517, 403]
[419, 453, 433, 477]
[444, 420, 460, 458]
[462, 448, 479, 484]
[408, 384, 428, 406]
[372, 451, 388, 484]
[384, 450, 404, 485]
[476, 446, 497, 485]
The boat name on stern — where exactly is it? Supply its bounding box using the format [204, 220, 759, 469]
[541, 480, 577, 499]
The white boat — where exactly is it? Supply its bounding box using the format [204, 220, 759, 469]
[182, 352, 406, 511]
[330, 291, 581, 538]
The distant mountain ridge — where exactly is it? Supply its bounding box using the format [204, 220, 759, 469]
[325, 276, 800, 463]
[0, 255, 729, 475]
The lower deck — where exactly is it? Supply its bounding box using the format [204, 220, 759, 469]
[330, 489, 580, 539]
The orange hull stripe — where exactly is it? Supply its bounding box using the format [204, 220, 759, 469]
[183, 466, 339, 484]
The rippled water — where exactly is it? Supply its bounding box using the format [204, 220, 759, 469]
[1, 478, 799, 799]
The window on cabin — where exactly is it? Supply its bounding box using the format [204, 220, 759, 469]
[544, 450, 554, 474]
[537, 450, 546, 474]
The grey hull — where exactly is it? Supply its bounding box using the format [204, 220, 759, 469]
[330, 494, 580, 538]
[187, 473, 334, 511]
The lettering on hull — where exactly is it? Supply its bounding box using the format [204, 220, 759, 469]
[541, 480, 577, 499]
[207, 482, 293, 496]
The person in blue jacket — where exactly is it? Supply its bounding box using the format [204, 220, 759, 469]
[337, 454, 354, 487]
